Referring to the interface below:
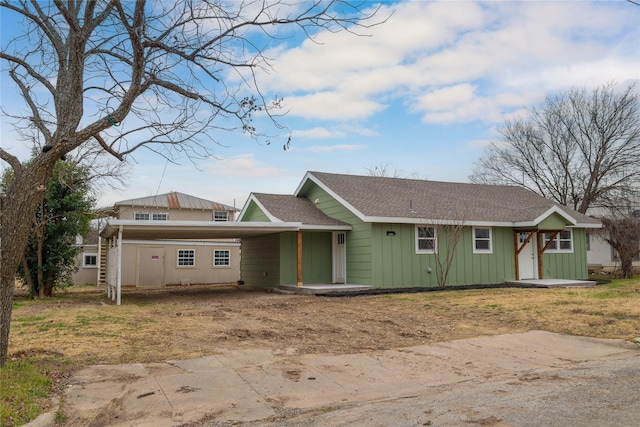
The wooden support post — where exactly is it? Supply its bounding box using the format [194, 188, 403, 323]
[297, 230, 303, 287]
[514, 232, 520, 280]
[536, 231, 544, 280]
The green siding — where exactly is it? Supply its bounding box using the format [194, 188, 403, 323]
[370, 224, 515, 288]
[538, 212, 572, 230]
[300, 184, 373, 285]
[542, 228, 588, 279]
[278, 231, 333, 285]
[279, 232, 297, 285]
[241, 201, 270, 222]
[240, 234, 280, 287]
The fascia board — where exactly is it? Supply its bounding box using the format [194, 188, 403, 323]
[295, 172, 369, 222]
[531, 206, 577, 226]
[362, 216, 514, 227]
[100, 219, 302, 239]
[300, 224, 353, 231]
[237, 194, 283, 222]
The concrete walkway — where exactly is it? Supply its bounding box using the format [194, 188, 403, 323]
[40, 331, 639, 426]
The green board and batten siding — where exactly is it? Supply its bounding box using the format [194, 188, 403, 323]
[298, 183, 374, 286]
[542, 228, 588, 279]
[279, 231, 333, 285]
[370, 224, 516, 287]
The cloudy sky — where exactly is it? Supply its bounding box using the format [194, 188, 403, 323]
[1, 1, 639, 210]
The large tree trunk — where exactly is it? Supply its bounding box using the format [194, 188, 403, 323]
[0, 160, 56, 365]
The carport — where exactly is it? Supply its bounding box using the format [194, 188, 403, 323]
[100, 220, 304, 305]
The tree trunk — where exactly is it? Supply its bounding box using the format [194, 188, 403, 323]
[20, 255, 34, 299]
[0, 160, 56, 365]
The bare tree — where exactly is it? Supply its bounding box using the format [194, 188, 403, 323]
[433, 221, 465, 287]
[600, 213, 640, 278]
[0, 0, 383, 365]
[365, 162, 403, 178]
[470, 83, 640, 214]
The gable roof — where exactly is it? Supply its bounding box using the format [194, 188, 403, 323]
[114, 192, 237, 211]
[295, 171, 600, 228]
[244, 193, 351, 229]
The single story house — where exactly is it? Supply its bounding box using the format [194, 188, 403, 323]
[237, 171, 601, 288]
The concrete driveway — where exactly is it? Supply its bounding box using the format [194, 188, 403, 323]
[33, 331, 640, 426]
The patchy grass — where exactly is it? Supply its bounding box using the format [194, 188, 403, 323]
[0, 351, 71, 427]
[4, 278, 640, 425]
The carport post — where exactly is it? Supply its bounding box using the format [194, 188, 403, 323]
[297, 230, 303, 287]
[116, 225, 123, 305]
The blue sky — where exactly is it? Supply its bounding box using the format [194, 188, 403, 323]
[1, 1, 639, 210]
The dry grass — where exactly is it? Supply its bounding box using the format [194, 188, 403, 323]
[8, 277, 640, 366]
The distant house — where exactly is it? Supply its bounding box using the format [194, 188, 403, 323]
[237, 171, 601, 288]
[586, 204, 640, 274]
[72, 227, 101, 286]
[96, 192, 240, 289]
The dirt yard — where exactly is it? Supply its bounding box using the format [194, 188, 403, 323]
[9, 280, 640, 366]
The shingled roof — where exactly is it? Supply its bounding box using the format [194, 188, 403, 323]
[250, 193, 350, 227]
[296, 171, 600, 227]
[115, 192, 237, 211]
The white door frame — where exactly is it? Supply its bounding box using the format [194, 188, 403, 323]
[332, 232, 347, 283]
[517, 232, 538, 279]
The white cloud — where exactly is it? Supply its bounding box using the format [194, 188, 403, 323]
[207, 153, 284, 177]
[251, 0, 638, 126]
[292, 127, 346, 139]
[309, 144, 366, 153]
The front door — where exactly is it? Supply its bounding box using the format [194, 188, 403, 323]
[332, 232, 347, 283]
[517, 232, 537, 279]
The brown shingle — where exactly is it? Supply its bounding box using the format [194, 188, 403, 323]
[252, 193, 349, 226]
[305, 172, 599, 225]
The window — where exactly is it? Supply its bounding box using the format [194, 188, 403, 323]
[177, 249, 195, 266]
[214, 250, 230, 267]
[83, 253, 98, 268]
[416, 226, 437, 253]
[473, 227, 492, 253]
[134, 212, 168, 220]
[585, 232, 591, 251]
[543, 230, 573, 253]
[214, 211, 229, 222]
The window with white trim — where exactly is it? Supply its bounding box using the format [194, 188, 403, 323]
[473, 227, 492, 253]
[177, 249, 195, 266]
[134, 212, 150, 220]
[83, 253, 98, 268]
[214, 211, 229, 222]
[416, 226, 437, 253]
[213, 250, 230, 267]
[152, 212, 168, 220]
[543, 230, 573, 253]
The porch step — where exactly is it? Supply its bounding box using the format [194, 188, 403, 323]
[505, 279, 596, 288]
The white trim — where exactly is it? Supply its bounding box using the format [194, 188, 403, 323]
[543, 230, 574, 254]
[82, 252, 99, 268]
[122, 239, 240, 247]
[415, 225, 437, 254]
[237, 194, 284, 222]
[213, 249, 231, 268]
[295, 172, 369, 222]
[293, 172, 601, 229]
[472, 227, 493, 254]
[177, 248, 196, 267]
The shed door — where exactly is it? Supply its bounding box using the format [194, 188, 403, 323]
[517, 233, 537, 279]
[137, 246, 165, 287]
[332, 232, 347, 284]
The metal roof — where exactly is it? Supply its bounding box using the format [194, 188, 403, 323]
[114, 192, 237, 211]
